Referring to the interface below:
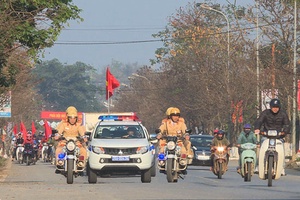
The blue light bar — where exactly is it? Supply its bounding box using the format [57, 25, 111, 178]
[98, 115, 119, 121]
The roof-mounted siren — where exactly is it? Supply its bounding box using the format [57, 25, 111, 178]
[98, 112, 140, 121]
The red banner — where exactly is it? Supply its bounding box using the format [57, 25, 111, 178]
[40, 111, 83, 121]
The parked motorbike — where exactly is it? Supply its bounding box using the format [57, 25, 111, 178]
[22, 143, 36, 165]
[16, 144, 24, 164]
[258, 130, 284, 187]
[240, 143, 257, 182]
[211, 145, 229, 179]
[56, 136, 86, 184]
[157, 135, 188, 183]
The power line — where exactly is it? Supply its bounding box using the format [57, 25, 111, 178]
[53, 22, 282, 45]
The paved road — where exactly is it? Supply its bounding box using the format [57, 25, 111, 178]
[0, 159, 299, 200]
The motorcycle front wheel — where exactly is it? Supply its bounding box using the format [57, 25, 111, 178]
[26, 155, 30, 166]
[268, 156, 274, 187]
[67, 159, 74, 184]
[166, 158, 176, 183]
[244, 162, 252, 182]
[217, 162, 222, 179]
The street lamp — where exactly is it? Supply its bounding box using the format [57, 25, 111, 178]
[131, 73, 150, 82]
[198, 3, 230, 72]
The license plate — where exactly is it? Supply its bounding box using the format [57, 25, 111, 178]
[197, 155, 210, 160]
[111, 156, 130, 161]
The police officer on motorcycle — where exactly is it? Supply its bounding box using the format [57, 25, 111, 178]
[254, 98, 290, 176]
[156, 107, 193, 159]
[54, 106, 87, 172]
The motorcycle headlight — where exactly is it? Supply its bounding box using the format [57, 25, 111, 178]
[269, 139, 275, 146]
[136, 146, 148, 154]
[66, 141, 76, 151]
[217, 146, 225, 152]
[92, 146, 105, 154]
[167, 141, 176, 150]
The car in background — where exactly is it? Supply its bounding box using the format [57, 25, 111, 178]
[86, 112, 157, 184]
[190, 134, 214, 166]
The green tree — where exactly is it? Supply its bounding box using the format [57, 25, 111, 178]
[0, 0, 82, 88]
[33, 59, 102, 112]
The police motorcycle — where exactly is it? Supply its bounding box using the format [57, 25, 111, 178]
[55, 133, 87, 184]
[258, 130, 284, 187]
[16, 144, 24, 164]
[211, 145, 229, 179]
[239, 143, 257, 182]
[156, 129, 191, 183]
[22, 143, 36, 165]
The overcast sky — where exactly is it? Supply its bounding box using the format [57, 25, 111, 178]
[41, 0, 253, 69]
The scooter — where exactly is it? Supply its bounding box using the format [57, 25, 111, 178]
[258, 130, 284, 187]
[16, 144, 24, 164]
[211, 145, 229, 179]
[240, 143, 257, 182]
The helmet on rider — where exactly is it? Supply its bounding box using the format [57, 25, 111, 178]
[169, 107, 180, 116]
[66, 106, 78, 124]
[269, 98, 281, 114]
[243, 123, 251, 135]
[165, 107, 174, 118]
[216, 130, 225, 140]
[269, 98, 281, 108]
[213, 129, 219, 137]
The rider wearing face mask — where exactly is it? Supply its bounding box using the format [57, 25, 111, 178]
[55, 106, 87, 171]
[236, 123, 257, 173]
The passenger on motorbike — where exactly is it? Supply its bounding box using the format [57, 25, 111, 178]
[157, 107, 192, 159]
[55, 106, 87, 171]
[236, 123, 257, 173]
[210, 130, 230, 171]
[254, 98, 290, 176]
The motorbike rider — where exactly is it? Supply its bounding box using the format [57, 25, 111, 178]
[236, 123, 257, 173]
[13, 132, 24, 161]
[23, 132, 35, 160]
[254, 98, 290, 176]
[54, 106, 87, 171]
[157, 107, 193, 159]
[210, 130, 230, 171]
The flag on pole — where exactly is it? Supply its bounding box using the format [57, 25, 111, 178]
[43, 120, 52, 140]
[106, 67, 120, 100]
[13, 124, 18, 136]
[31, 121, 36, 136]
[20, 121, 27, 139]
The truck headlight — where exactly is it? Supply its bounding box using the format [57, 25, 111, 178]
[136, 146, 148, 154]
[92, 146, 105, 154]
